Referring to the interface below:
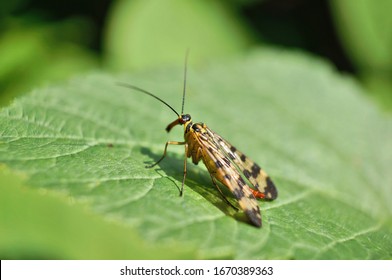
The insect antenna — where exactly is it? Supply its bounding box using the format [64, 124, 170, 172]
[181, 49, 190, 115]
[117, 83, 179, 117]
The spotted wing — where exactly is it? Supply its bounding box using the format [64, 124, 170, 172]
[206, 127, 278, 201]
[201, 140, 262, 227]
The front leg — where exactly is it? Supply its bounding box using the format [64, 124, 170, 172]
[146, 141, 186, 168]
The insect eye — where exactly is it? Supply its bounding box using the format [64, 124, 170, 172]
[182, 114, 191, 122]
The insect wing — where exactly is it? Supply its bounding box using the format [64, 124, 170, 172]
[207, 128, 278, 200]
[201, 134, 262, 227]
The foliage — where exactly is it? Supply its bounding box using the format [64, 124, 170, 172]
[1, 49, 391, 259]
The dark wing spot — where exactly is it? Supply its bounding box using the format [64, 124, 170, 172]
[243, 169, 251, 179]
[228, 152, 236, 160]
[245, 208, 262, 227]
[230, 146, 237, 152]
[237, 176, 246, 187]
[264, 177, 278, 200]
[240, 154, 247, 162]
[222, 157, 231, 166]
[215, 160, 223, 169]
[224, 174, 231, 180]
[208, 147, 214, 153]
[232, 187, 245, 199]
[251, 164, 261, 178]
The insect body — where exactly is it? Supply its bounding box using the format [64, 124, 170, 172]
[119, 59, 277, 227]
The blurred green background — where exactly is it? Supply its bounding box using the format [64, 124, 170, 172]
[1, 0, 391, 109]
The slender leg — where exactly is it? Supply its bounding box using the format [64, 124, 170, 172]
[180, 143, 188, 196]
[146, 141, 186, 168]
[209, 174, 239, 211]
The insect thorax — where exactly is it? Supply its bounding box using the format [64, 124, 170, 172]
[184, 120, 209, 143]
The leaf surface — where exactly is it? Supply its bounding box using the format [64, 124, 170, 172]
[1, 49, 391, 259]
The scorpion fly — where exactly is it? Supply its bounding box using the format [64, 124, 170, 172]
[118, 54, 277, 227]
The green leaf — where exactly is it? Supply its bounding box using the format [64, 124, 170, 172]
[0, 168, 195, 259]
[1, 48, 391, 259]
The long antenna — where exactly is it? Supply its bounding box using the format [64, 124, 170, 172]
[181, 49, 190, 114]
[117, 82, 179, 117]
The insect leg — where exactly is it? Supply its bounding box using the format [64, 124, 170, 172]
[146, 141, 186, 168]
[180, 143, 188, 196]
[209, 174, 239, 211]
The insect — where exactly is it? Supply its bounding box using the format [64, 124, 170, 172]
[119, 56, 277, 227]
